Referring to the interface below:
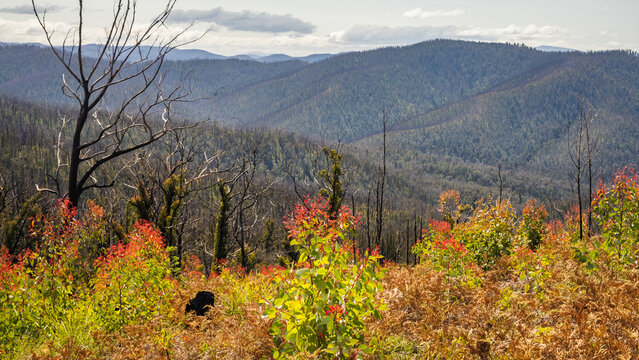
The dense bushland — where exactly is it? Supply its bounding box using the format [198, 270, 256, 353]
[0, 200, 176, 358]
[2, 167, 639, 359]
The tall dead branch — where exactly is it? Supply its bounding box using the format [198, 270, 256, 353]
[32, 0, 201, 207]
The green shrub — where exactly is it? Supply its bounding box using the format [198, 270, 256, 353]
[92, 221, 176, 331]
[0, 199, 176, 357]
[453, 199, 516, 270]
[412, 219, 481, 286]
[0, 200, 103, 357]
[518, 199, 548, 251]
[591, 167, 639, 265]
[262, 198, 386, 358]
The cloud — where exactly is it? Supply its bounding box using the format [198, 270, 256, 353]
[0, 17, 50, 42]
[0, 4, 63, 15]
[459, 24, 567, 41]
[403, 8, 464, 19]
[168, 7, 315, 34]
[331, 25, 459, 45]
[330, 23, 570, 46]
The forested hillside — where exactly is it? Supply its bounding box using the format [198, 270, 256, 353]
[1, 40, 637, 198]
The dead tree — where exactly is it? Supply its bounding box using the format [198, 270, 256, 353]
[498, 163, 504, 204]
[583, 104, 600, 235]
[205, 146, 278, 273]
[375, 110, 388, 250]
[567, 98, 601, 239]
[568, 99, 587, 240]
[32, 0, 200, 207]
[366, 189, 372, 251]
[153, 127, 220, 267]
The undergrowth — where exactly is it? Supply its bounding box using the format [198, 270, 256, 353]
[2, 169, 639, 359]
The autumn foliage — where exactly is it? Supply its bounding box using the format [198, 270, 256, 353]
[263, 198, 386, 358]
[0, 200, 175, 358]
[3, 168, 639, 359]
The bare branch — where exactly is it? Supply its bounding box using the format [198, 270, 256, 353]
[33, 0, 205, 206]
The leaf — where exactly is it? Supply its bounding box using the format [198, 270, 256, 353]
[296, 268, 311, 278]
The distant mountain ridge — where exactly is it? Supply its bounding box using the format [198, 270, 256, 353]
[0, 42, 335, 63]
[0, 39, 637, 201]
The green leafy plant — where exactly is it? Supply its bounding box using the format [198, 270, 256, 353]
[92, 220, 176, 331]
[518, 199, 548, 251]
[591, 167, 639, 265]
[453, 199, 516, 270]
[511, 246, 551, 298]
[412, 219, 481, 286]
[262, 198, 386, 358]
[437, 190, 469, 229]
[0, 199, 105, 357]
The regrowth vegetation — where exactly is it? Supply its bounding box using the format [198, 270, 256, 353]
[2, 167, 639, 358]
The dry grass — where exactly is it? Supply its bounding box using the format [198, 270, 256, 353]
[92, 270, 273, 360]
[368, 232, 639, 359]
[29, 234, 639, 359]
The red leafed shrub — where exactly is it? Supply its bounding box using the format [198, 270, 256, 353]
[593, 168, 639, 253]
[577, 167, 639, 268]
[264, 197, 385, 358]
[0, 199, 176, 357]
[0, 199, 108, 356]
[93, 220, 176, 330]
[412, 219, 480, 285]
[519, 199, 548, 251]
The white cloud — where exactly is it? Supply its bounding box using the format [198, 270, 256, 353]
[190, 31, 348, 56]
[168, 7, 315, 34]
[0, 4, 64, 15]
[0, 16, 200, 49]
[331, 25, 459, 45]
[459, 24, 567, 41]
[329, 23, 570, 47]
[0, 17, 54, 42]
[403, 8, 464, 19]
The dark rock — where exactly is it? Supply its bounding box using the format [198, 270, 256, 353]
[185, 291, 215, 316]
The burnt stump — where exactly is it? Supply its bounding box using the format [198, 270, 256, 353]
[185, 291, 215, 316]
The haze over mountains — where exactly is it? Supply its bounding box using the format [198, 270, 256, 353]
[1, 39, 638, 205]
[0, 41, 334, 63]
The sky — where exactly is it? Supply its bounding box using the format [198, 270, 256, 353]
[1, 0, 637, 56]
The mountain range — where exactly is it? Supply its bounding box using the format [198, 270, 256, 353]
[1, 39, 638, 206]
[0, 41, 334, 63]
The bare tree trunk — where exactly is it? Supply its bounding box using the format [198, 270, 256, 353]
[569, 99, 586, 241]
[413, 213, 418, 266]
[498, 163, 503, 204]
[239, 203, 246, 268]
[375, 110, 387, 252]
[584, 103, 599, 236]
[366, 189, 371, 251]
[405, 218, 410, 264]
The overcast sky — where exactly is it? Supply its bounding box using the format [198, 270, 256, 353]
[1, 0, 637, 56]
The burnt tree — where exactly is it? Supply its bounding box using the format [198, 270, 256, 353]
[33, 0, 199, 207]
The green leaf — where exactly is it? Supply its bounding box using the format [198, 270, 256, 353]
[296, 268, 311, 278]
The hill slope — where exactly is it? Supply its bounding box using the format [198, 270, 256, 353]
[1, 40, 637, 202]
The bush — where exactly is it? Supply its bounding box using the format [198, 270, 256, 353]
[518, 199, 548, 251]
[453, 199, 516, 270]
[591, 167, 639, 265]
[0, 200, 176, 357]
[412, 219, 480, 286]
[262, 198, 386, 358]
[0, 200, 103, 356]
[93, 220, 176, 331]
[510, 245, 551, 297]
